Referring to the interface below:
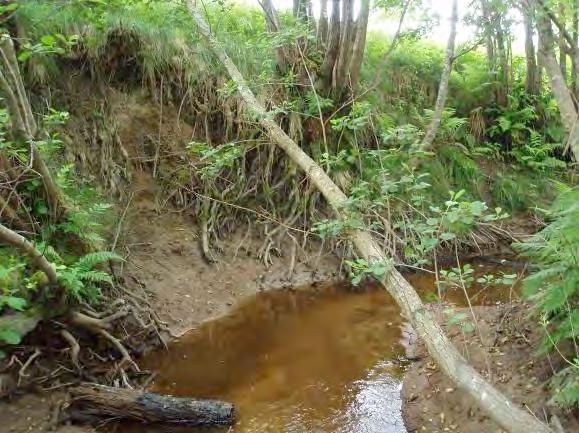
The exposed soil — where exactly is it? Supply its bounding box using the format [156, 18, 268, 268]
[402, 302, 578, 433]
[117, 191, 344, 337]
[0, 393, 90, 433]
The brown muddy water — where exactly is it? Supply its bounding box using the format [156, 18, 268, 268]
[127, 264, 520, 433]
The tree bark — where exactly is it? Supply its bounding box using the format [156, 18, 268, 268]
[318, 0, 329, 47]
[573, 6, 578, 98]
[495, 15, 510, 107]
[558, 3, 567, 80]
[68, 384, 235, 426]
[420, 0, 458, 150]
[185, 2, 554, 432]
[536, 0, 579, 97]
[319, 0, 341, 92]
[523, 7, 540, 96]
[535, 10, 579, 161]
[349, 0, 371, 89]
[334, 0, 355, 93]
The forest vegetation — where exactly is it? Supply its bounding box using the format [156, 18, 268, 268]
[0, 0, 577, 432]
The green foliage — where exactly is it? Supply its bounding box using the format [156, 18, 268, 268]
[443, 307, 475, 333]
[517, 187, 579, 409]
[57, 251, 122, 302]
[187, 141, 245, 181]
[16, 0, 271, 85]
[345, 258, 394, 286]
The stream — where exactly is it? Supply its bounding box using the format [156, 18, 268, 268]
[129, 263, 520, 433]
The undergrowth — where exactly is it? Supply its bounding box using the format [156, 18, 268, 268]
[517, 187, 579, 409]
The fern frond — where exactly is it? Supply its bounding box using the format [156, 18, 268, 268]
[78, 270, 113, 285]
[75, 251, 122, 272]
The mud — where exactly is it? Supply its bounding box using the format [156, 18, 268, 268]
[402, 303, 579, 433]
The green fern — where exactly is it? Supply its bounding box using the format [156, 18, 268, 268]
[516, 187, 579, 409]
[74, 251, 122, 272]
[58, 251, 122, 302]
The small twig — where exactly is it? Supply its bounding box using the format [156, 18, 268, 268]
[112, 192, 135, 253]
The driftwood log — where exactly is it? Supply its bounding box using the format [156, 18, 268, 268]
[68, 384, 235, 426]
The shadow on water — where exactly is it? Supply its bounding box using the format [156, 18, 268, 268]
[125, 264, 520, 433]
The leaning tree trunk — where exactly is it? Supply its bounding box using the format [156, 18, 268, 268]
[185, 2, 554, 433]
[535, 10, 579, 161]
[420, 0, 458, 151]
[536, 0, 579, 104]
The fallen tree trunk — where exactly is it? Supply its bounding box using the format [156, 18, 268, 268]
[185, 3, 553, 433]
[68, 384, 235, 426]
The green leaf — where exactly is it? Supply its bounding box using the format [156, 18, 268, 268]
[447, 312, 468, 326]
[0, 328, 21, 345]
[440, 232, 456, 241]
[0, 296, 28, 311]
[40, 34, 56, 46]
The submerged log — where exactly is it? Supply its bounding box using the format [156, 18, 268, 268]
[68, 384, 235, 426]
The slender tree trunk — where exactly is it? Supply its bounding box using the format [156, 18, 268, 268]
[185, 2, 554, 432]
[558, 3, 567, 80]
[0, 35, 65, 218]
[495, 17, 510, 107]
[334, 0, 355, 93]
[259, 0, 288, 74]
[536, 11, 579, 161]
[320, 0, 341, 92]
[349, 0, 370, 89]
[421, 0, 458, 150]
[524, 7, 540, 96]
[572, 7, 578, 99]
[318, 0, 329, 47]
[481, 0, 500, 105]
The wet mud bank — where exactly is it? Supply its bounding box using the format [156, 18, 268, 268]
[401, 303, 579, 433]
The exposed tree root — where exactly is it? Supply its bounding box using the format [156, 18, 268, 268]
[17, 348, 41, 385]
[70, 310, 139, 372]
[200, 218, 217, 263]
[60, 329, 81, 370]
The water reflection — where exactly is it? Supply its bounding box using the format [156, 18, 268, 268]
[137, 283, 407, 433]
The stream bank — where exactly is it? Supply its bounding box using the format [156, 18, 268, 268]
[1, 206, 573, 433]
[402, 303, 579, 433]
